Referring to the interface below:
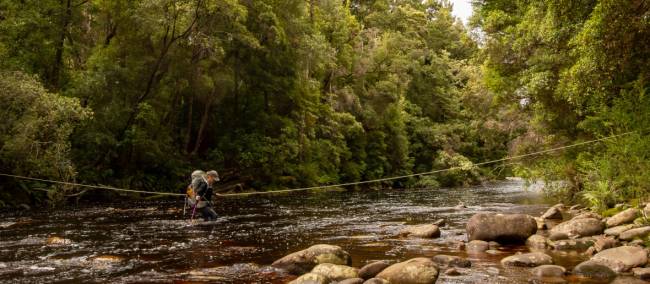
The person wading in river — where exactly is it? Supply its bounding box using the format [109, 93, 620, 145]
[192, 170, 220, 221]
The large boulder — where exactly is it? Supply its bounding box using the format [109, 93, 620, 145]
[311, 263, 358, 281]
[604, 224, 639, 237]
[500, 252, 553, 267]
[358, 261, 390, 280]
[572, 260, 617, 280]
[272, 244, 351, 275]
[288, 273, 330, 284]
[549, 218, 604, 238]
[376, 257, 439, 284]
[606, 208, 639, 227]
[401, 224, 441, 238]
[466, 213, 537, 243]
[619, 226, 650, 241]
[591, 246, 648, 273]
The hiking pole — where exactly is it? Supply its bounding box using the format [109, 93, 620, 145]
[190, 202, 197, 224]
[183, 196, 187, 217]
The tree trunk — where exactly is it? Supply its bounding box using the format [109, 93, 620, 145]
[51, 0, 72, 90]
[309, 0, 315, 24]
[264, 92, 269, 113]
[191, 89, 216, 155]
[185, 92, 194, 152]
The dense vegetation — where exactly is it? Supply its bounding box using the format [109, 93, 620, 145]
[0, 0, 517, 207]
[1, 0, 647, 210]
[474, 0, 650, 211]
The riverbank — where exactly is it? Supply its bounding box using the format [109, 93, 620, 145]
[278, 201, 650, 283]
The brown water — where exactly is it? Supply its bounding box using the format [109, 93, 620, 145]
[0, 179, 633, 283]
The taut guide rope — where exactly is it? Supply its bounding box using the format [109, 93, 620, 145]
[0, 130, 638, 198]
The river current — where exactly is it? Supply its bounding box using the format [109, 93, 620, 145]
[0, 179, 608, 283]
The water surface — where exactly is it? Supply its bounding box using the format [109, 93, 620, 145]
[0, 179, 610, 283]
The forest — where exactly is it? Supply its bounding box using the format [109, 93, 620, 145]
[0, 0, 648, 212]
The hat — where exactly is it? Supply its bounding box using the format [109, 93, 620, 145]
[207, 170, 220, 181]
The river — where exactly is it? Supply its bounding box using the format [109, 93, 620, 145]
[0, 179, 608, 283]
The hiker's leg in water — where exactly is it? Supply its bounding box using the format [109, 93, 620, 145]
[201, 206, 218, 221]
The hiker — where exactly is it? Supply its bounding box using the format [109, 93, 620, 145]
[192, 170, 220, 221]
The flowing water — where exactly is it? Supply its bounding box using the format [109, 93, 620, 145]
[0, 179, 626, 283]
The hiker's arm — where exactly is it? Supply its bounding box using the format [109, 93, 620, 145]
[195, 182, 207, 199]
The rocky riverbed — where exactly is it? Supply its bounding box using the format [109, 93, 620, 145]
[279, 202, 650, 283]
[1, 179, 648, 283]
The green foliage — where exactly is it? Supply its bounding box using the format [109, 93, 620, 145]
[0, 0, 517, 206]
[476, 0, 650, 208]
[0, 71, 92, 205]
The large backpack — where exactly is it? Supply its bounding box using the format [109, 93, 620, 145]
[186, 171, 207, 207]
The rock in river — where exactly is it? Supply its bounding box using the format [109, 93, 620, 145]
[338, 278, 364, 284]
[590, 236, 618, 254]
[619, 226, 650, 241]
[572, 260, 617, 280]
[500, 252, 553, 267]
[444, 268, 461, 276]
[466, 213, 537, 243]
[401, 224, 441, 238]
[531, 265, 566, 277]
[632, 267, 650, 280]
[541, 206, 563, 220]
[289, 273, 329, 284]
[272, 244, 351, 275]
[376, 257, 439, 284]
[606, 208, 639, 228]
[548, 232, 569, 241]
[432, 255, 471, 268]
[549, 218, 603, 238]
[573, 212, 602, 220]
[358, 261, 390, 279]
[363, 278, 389, 284]
[466, 240, 489, 253]
[591, 246, 648, 273]
[46, 236, 72, 245]
[311, 263, 358, 281]
[548, 236, 596, 250]
[604, 224, 638, 237]
[526, 235, 548, 249]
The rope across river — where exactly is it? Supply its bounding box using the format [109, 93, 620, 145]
[0, 130, 637, 198]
